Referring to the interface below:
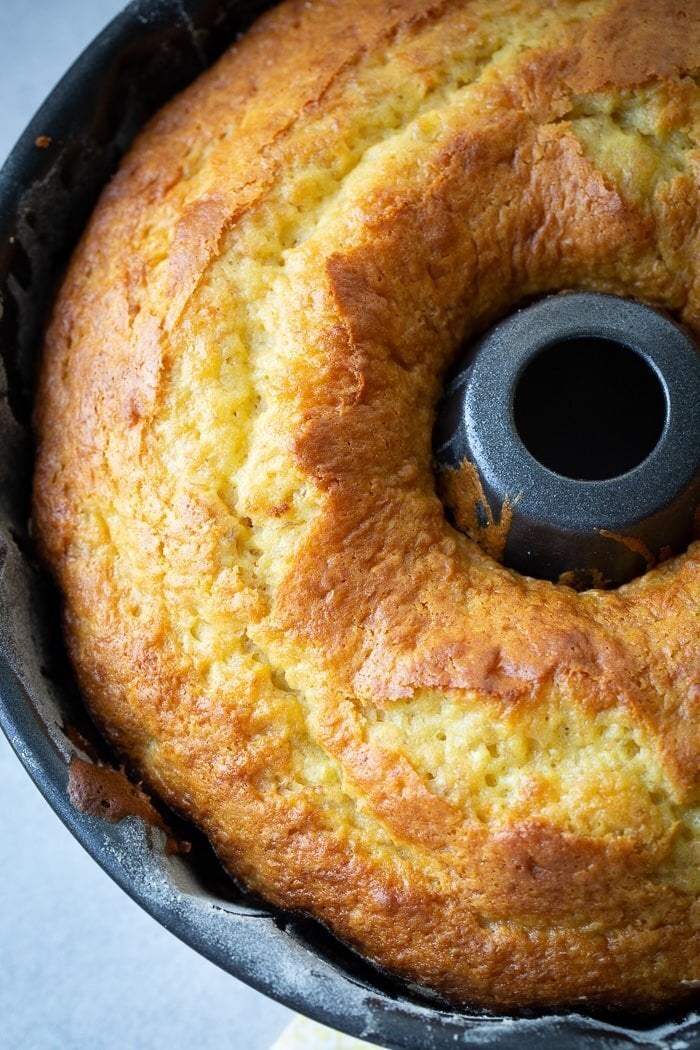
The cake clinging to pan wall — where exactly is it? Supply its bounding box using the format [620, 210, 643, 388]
[33, 0, 700, 1010]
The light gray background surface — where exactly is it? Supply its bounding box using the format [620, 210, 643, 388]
[0, 2, 293, 1047]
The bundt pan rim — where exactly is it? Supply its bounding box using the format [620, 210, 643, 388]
[0, 2, 698, 1046]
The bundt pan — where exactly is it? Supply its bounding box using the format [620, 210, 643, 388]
[1, 2, 699, 1047]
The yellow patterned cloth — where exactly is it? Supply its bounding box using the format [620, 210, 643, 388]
[272, 1015, 378, 1050]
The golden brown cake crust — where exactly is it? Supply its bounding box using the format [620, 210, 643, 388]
[34, 0, 700, 1010]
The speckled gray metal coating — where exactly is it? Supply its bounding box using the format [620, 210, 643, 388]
[434, 293, 700, 587]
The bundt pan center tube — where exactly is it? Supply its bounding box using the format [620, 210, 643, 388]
[434, 292, 700, 589]
[2, 0, 700, 1047]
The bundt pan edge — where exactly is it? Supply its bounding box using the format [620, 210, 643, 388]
[1, 2, 699, 1047]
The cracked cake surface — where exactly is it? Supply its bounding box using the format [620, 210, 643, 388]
[34, 0, 700, 1009]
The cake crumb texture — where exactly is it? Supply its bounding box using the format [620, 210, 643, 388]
[34, 0, 700, 1010]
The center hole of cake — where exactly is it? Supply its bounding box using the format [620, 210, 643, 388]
[513, 337, 667, 481]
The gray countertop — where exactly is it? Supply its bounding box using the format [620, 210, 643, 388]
[0, 2, 292, 1047]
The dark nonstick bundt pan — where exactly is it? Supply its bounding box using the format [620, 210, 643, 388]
[1, 3, 699, 1047]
